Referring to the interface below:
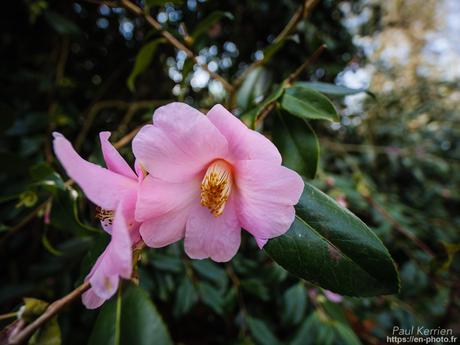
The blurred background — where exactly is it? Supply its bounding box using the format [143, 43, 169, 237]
[1, 0, 459, 344]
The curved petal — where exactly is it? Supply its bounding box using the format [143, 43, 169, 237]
[53, 132, 137, 210]
[234, 160, 303, 247]
[82, 289, 105, 309]
[88, 201, 133, 300]
[207, 104, 281, 164]
[140, 200, 195, 248]
[99, 132, 137, 179]
[184, 196, 241, 262]
[132, 102, 228, 182]
[135, 175, 200, 221]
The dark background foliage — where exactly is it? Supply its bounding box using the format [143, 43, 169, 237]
[1, 0, 459, 344]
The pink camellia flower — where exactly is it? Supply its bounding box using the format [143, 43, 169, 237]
[132, 102, 304, 262]
[53, 132, 142, 309]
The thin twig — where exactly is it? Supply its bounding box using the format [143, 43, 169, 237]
[113, 123, 146, 149]
[285, 44, 326, 85]
[74, 66, 127, 150]
[118, 0, 233, 92]
[364, 196, 435, 257]
[326, 141, 436, 257]
[225, 264, 248, 336]
[7, 282, 90, 345]
[0, 198, 52, 249]
[0, 119, 145, 246]
[75, 99, 166, 150]
[0, 313, 17, 322]
[255, 44, 327, 125]
[232, 0, 321, 90]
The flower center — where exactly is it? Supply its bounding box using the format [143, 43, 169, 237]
[200, 160, 233, 217]
[95, 207, 114, 226]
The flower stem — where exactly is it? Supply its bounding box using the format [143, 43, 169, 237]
[5, 281, 90, 345]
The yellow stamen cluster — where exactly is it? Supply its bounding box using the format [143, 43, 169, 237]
[200, 160, 232, 217]
[95, 207, 114, 226]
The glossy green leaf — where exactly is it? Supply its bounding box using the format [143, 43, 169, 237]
[127, 39, 164, 92]
[272, 111, 319, 179]
[265, 182, 399, 296]
[247, 317, 281, 345]
[281, 86, 339, 122]
[294, 81, 372, 97]
[190, 11, 234, 41]
[89, 284, 173, 345]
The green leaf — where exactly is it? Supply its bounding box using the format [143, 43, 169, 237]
[290, 312, 321, 345]
[127, 39, 164, 92]
[236, 67, 271, 110]
[240, 84, 285, 129]
[28, 317, 61, 345]
[240, 279, 269, 301]
[21, 298, 48, 322]
[294, 81, 373, 97]
[89, 284, 173, 345]
[281, 86, 339, 122]
[272, 111, 319, 179]
[247, 317, 281, 345]
[191, 260, 228, 288]
[332, 322, 362, 345]
[281, 283, 307, 325]
[265, 182, 399, 296]
[190, 11, 234, 41]
[173, 277, 198, 316]
[198, 282, 224, 315]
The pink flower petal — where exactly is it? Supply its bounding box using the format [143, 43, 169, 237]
[99, 132, 137, 179]
[53, 132, 137, 210]
[132, 102, 228, 183]
[88, 201, 133, 300]
[81, 289, 105, 309]
[135, 175, 200, 221]
[184, 196, 241, 262]
[324, 290, 343, 303]
[207, 104, 281, 164]
[235, 160, 303, 247]
[139, 200, 195, 248]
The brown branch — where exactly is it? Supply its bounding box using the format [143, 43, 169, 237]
[255, 44, 327, 126]
[0, 117, 147, 246]
[364, 195, 435, 257]
[285, 44, 326, 85]
[0, 198, 52, 249]
[113, 123, 146, 149]
[75, 99, 166, 150]
[118, 0, 233, 92]
[232, 0, 321, 90]
[6, 282, 90, 345]
[225, 264, 248, 336]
